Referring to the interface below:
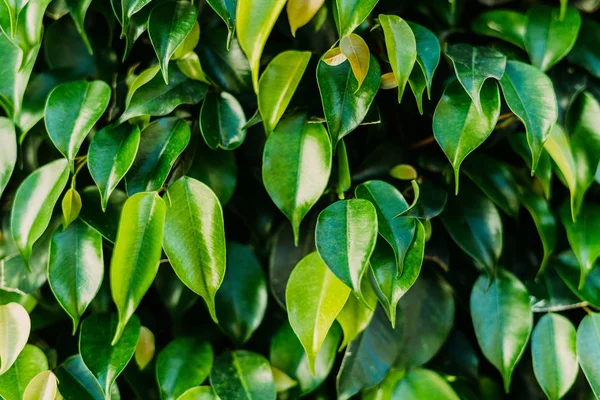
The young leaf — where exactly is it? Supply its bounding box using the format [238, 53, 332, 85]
[322, 47, 347, 66]
[567, 18, 600, 78]
[544, 125, 577, 219]
[135, 326, 155, 370]
[0, 118, 16, 199]
[23, 370, 58, 400]
[148, 1, 198, 84]
[470, 269, 533, 392]
[206, 0, 236, 48]
[524, 5, 581, 71]
[199, 91, 247, 150]
[287, 0, 324, 36]
[433, 79, 501, 193]
[406, 22, 440, 112]
[55, 355, 106, 400]
[520, 188, 557, 275]
[0, 345, 48, 400]
[336, 282, 376, 350]
[286, 252, 351, 373]
[126, 117, 191, 194]
[391, 369, 460, 399]
[10, 158, 70, 263]
[172, 22, 200, 60]
[0, 302, 31, 375]
[176, 386, 219, 400]
[576, 313, 600, 398]
[445, 44, 507, 113]
[177, 52, 211, 83]
[315, 199, 378, 303]
[499, 60, 558, 172]
[210, 351, 276, 400]
[258, 50, 311, 134]
[262, 114, 332, 244]
[45, 80, 111, 170]
[88, 123, 141, 211]
[79, 313, 141, 396]
[471, 10, 527, 49]
[48, 220, 104, 334]
[339, 33, 370, 91]
[333, 0, 378, 38]
[531, 313, 578, 400]
[162, 176, 226, 323]
[61, 188, 82, 229]
[156, 338, 214, 400]
[235, 0, 287, 92]
[317, 53, 380, 146]
[379, 14, 416, 101]
[110, 192, 166, 343]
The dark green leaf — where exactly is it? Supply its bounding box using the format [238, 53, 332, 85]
[210, 351, 276, 400]
[78, 186, 126, 243]
[206, 0, 236, 47]
[186, 141, 237, 205]
[55, 355, 106, 400]
[407, 22, 440, 113]
[520, 188, 557, 275]
[567, 18, 600, 78]
[199, 91, 247, 150]
[471, 10, 527, 49]
[333, 0, 377, 38]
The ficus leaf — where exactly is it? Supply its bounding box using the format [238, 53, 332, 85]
[554, 252, 600, 309]
[22, 370, 58, 400]
[471, 10, 527, 49]
[55, 355, 107, 400]
[406, 22, 440, 113]
[187, 141, 237, 206]
[172, 21, 200, 61]
[379, 14, 416, 102]
[322, 47, 347, 66]
[61, 188, 82, 229]
[206, 0, 236, 49]
[544, 125, 577, 219]
[176, 51, 211, 84]
[134, 326, 155, 370]
[286, 0, 324, 36]
[576, 312, 600, 398]
[0, 302, 31, 375]
[509, 133, 552, 199]
[176, 386, 219, 400]
[210, 351, 276, 400]
[0, 117, 16, 199]
[199, 91, 247, 150]
[333, 0, 378, 38]
[336, 282, 376, 350]
[78, 186, 126, 244]
[391, 369, 460, 399]
[567, 18, 600, 78]
[0, 345, 48, 400]
[339, 33, 370, 91]
[520, 188, 557, 276]
[65, 0, 93, 53]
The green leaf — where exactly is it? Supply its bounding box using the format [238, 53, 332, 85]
[433, 80, 500, 193]
[560, 201, 600, 289]
[235, 0, 286, 92]
[262, 114, 331, 245]
[199, 91, 247, 150]
[379, 14, 415, 101]
[554, 252, 600, 308]
[470, 269, 533, 392]
[10, 158, 70, 262]
[79, 313, 140, 396]
[270, 321, 340, 396]
[148, 1, 198, 84]
[509, 133, 552, 198]
[471, 10, 527, 49]
[258, 50, 311, 134]
[48, 220, 103, 334]
[110, 192, 166, 343]
[315, 199, 377, 303]
[23, 370, 58, 400]
[391, 369, 460, 400]
[567, 18, 600, 78]
[206, 0, 236, 48]
[531, 313, 578, 400]
[441, 181, 502, 277]
[79, 186, 126, 243]
[333, 0, 378, 38]
[0, 345, 48, 400]
[65, 0, 93, 53]
[126, 117, 191, 194]
[336, 281, 376, 349]
[88, 123, 141, 211]
[55, 355, 105, 400]
[445, 44, 506, 113]
[163, 176, 226, 323]
[177, 52, 211, 84]
[156, 337, 214, 400]
[176, 386, 219, 400]
[119, 65, 208, 122]
[210, 350, 276, 400]
[172, 21, 199, 60]
[0, 117, 16, 198]
[406, 22, 440, 113]
[524, 5, 581, 72]
[0, 302, 30, 375]
[62, 188, 82, 229]
[135, 326, 155, 370]
[520, 187, 557, 275]
[286, 252, 351, 373]
[44, 80, 111, 170]
[317, 53, 380, 146]
[215, 242, 266, 345]
[576, 313, 600, 398]
[286, 0, 324, 36]
[499, 60, 558, 172]
[186, 141, 237, 205]
[370, 220, 425, 326]
[545, 126, 575, 188]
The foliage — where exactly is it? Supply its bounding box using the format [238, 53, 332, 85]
[1, 0, 600, 399]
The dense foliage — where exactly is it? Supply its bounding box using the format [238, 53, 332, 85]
[1, 0, 600, 398]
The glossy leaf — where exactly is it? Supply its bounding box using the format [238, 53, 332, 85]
[0, 118, 16, 198]
[88, 123, 141, 211]
[135, 326, 155, 370]
[45, 80, 111, 170]
[163, 176, 226, 323]
[335, 283, 376, 349]
[407, 22, 440, 112]
[79, 186, 126, 243]
[48, 220, 104, 334]
[544, 125, 577, 217]
[577, 313, 600, 398]
[509, 133, 552, 198]
[340, 33, 370, 91]
[65, 0, 93, 53]
[286, 252, 351, 373]
[333, 0, 378, 38]
[110, 192, 166, 342]
[210, 351, 276, 400]
[23, 370, 58, 400]
[322, 47, 347, 66]
[471, 10, 527, 49]
[55, 355, 106, 400]
[379, 14, 415, 101]
[520, 188, 557, 275]
[62, 188, 82, 229]
[0, 345, 48, 400]
[156, 337, 214, 400]
[199, 91, 247, 150]
[286, 0, 324, 36]
[392, 369, 460, 399]
[0, 302, 30, 375]
[206, 0, 236, 48]
[470, 269, 533, 392]
[568, 18, 600, 78]
[176, 386, 219, 400]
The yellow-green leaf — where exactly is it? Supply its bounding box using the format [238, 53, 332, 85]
[544, 124, 577, 220]
[0, 303, 31, 375]
[23, 371, 58, 400]
[135, 326, 155, 370]
[61, 188, 81, 229]
[340, 33, 370, 91]
[287, 0, 324, 36]
[322, 47, 347, 66]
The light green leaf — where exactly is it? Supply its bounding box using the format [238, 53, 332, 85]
[134, 326, 155, 370]
[215, 242, 267, 345]
[48, 220, 103, 334]
[567, 18, 600, 78]
[79, 313, 140, 396]
[110, 192, 166, 343]
[55, 355, 106, 400]
[315, 199, 377, 303]
[262, 114, 331, 245]
[531, 313, 578, 400]
[286, 0, 324, 36]
[206, 0, 236, 48]
[65, 0, 93, 53]
[577, 313, 600, 398]
[44, 80, 111, 170]
[156, 337, 214, 400]
[286, 252, 350, 373]
[176, 386, 219, 400]
[520, 188, 557, 276]
[88, 123, 141, 211]
[126, 117, 191, 194]
[471, 10, 527, 49]
[163, 176, 226, 323]
[258, 50, 311, 134]
[172, 21, 199, 60]
[177, 52, 211, 84]
[470, 269, 533, 392]
[0, 302, 30, 375]
[406, 22, 440, 113]
[544, 125, 577, 219]
[336, 281, 376, 349]
[235, 0, 286, 92]
[62, 188, 82, 229]
[23, 370, 58, 400]
[433, 79, 500, 193]
[148, 1, 198, 84]
[199, 91, 247, 150]
[210, 351, 276, 400]
[499, 60, 558, 172]
[0, 118, 16, 199]
[391, 369, 460, 400]
[340, 33, 370, 91]
[0, 345, 48, 400]
[10, 158, 70, 262]
[333, 0, 378, 38]
[379, 14, 415, 101]
[524, 5, 581, 71]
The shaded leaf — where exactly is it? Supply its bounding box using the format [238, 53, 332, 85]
[471, 10, 527, 49]
[0, 118, 16, 198]
[392, 369, 460, 399]
[199, 91, 247, 150]
[134, 326, 155, 370]
[206, 0, 236, 48]
[576, 312, 600, 398]
[210, 351, 276, 400]
[520, 188, 557, 275]
[407, 22, 440, 113]
[55, 355, 105, 400]
[567, 18, 600, 78]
